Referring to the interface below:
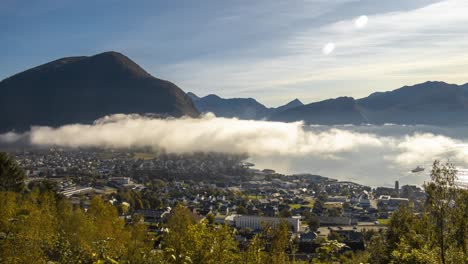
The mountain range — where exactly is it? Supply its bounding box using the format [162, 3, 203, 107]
[0, 51, 198, 132]
[190, 82, 468, 126]
[2, 51, 468, 132]
[188, 92, 303, 120]
[270, 81, 468, 125]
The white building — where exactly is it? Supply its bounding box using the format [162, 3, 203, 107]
[234, 215, 301, 233]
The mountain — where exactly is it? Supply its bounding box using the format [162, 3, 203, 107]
[356, 81, 468, 124]
[189, 93, 304, 120]
[0, 51, 199, 132]
[270, 81, 468, 125]
[271, 97, 367, 124]
[186, 92, 200, 101]
[190, 94, 270, 119]
[272, 98, 303, 114]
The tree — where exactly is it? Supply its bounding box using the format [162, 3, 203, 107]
[279, 208, 292, 218]
[327, 207, 342, 217]
[451, 188, 468, 258]
[266, 221, 290, 264]
[424, 160, 457, 264]
[315, 239, 348, 262]
[163, 204, 196, 264]
[313, 194, 327, 215]
[386, 205, 420, 255]
[381, 160, 468, 264]
[243, 234, 266, 264]
[185, 223, 240, 264]
[206, 212, 215, 225]
[390, 238, 438, 264]
[328, 231, 345, 242]
[306, 215, 320, 232]
[236, 205, 248, 215]
[367, 231, 388, 264]
[0, 152, 25, 192]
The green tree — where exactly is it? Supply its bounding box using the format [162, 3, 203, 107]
[279, 208, 292, 218]
[185, 223, 240, 264]
[266, 221, 290, 264]
[163, 204, 196, 264]
[315, 239, 348, 262]
[236, 205, 248, 215]
[205, 212, 215, 225]
[306, 215, 320, 232]
[424, 160, 457, 264]
[0, 152, 25, 192]
[243, 234, 266, 264]
[328, 231, 345, 242]
[367, 232, 387, 264]
[312, 199, 324, 215]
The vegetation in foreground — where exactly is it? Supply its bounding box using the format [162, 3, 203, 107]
[0, 152, 467, 263]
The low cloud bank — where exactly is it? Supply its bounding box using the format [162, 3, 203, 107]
[2, 113, 468, 186]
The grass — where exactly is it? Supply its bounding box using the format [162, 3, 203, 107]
[377, 218, 391, 225]
[288, 202, 315, 209]
[247, 195, 266, 200]
[133, 152, 158, 160]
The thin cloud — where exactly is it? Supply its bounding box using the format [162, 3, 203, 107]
[160, 0, 468, 105]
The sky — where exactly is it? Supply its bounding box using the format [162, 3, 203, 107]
[2, 0, 468, 106]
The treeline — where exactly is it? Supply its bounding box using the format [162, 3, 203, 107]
[0, 152, 467, 263]
[365, 161, 468, 264]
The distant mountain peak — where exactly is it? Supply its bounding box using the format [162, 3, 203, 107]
[289, 98, 303, 104]
[203, 94, 223, 100]
[272, 98, 304, 114]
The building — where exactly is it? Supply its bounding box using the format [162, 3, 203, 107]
[59, 186, 93, 197]
[358, 190, 371, 208]
[327, 196, 348, 203]
[400, 185, 425, 200]
[318, 216, 352, 226]
[234, 215, 301, 233]
[395, 180, 399, 197]
[378, 196, 409, 211]
[300, 232, 318, 243]
[134, 208, 171, 223]
[387, 198, 409, 211]
[109, 177, 131, 185]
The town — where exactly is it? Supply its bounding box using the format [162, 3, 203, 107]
[10, 148, 427, 259]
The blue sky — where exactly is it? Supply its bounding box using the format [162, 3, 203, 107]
[2, 0, 467, 106]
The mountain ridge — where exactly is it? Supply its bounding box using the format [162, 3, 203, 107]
[189, 93, 304, 120]
[0, 51, 199, 132]
[271, 81, 468, 125]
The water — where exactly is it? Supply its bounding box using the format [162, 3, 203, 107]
[251, 124, 468, 187]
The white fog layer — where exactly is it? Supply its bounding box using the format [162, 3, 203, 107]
[2, 113, 468, 187]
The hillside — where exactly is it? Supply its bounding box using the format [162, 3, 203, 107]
[0, 51, 199, 132]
